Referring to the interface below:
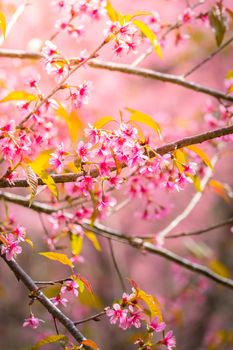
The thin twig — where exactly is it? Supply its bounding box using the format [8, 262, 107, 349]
[184, 35, 233, 77]
[108, 238, 126, 292]
[74, 311, 106, 325]
[166, 217, 233, 239]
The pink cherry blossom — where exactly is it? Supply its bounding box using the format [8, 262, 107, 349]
[106, 303, 128, 330]
[61, 280, 79, 297]
[23, 315, 44, 329]
[149, 316, 166, 332]
[161, 331, 176, 350]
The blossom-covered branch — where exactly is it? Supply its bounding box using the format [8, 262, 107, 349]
[0, 254, 89, 346]
[0, 124, 232, 189]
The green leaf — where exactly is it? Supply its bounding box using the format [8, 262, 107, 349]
[126, 107, 161, 138]
[94, 116, 115, 129]
[0, 12, 6, 40]
[39, 252, 73, 268]
[208, 5, 226, 46]
[133, 19, 162, 58]
[71, 234, 83, 255]
[0, 91, 37, 103]
[31, 335, 67, 350]
[187, 145, 213, 170]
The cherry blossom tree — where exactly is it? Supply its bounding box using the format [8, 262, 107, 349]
[0, 0, 233, 349]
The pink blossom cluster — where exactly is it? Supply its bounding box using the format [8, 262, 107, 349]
[1, 225, 26, 261]
[106, 289, 176, 350]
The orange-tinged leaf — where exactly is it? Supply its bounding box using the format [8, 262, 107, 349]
[187, 145, 213, 170]
[0, 91, 37, 103]
[0, 12, 6, 39]
[82, 339, 99, 350]
[85, 231, 101, 251]
[227, 85, 233, 94]
[209, 259, 231, 278]
[126, 107, 161, 139]
[31, 335, 67, 350]
[39, 252, 73, 268]
[94, 116, 115, 129]
[133, 19, 162, 58]
[71, 234, 83, 255]
[209, 179, 231, 203]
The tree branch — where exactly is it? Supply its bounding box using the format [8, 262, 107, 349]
[0, 125, 232, 189]
[0, 254, 88, 345]
[166, 217, 233, 239]
[1, 191, 233, 291]
[0, 49, 233, 102]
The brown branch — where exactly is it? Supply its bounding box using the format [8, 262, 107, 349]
[0, 125, 232, 189]
[0, 254, 89, 346]
[0, 49, 233, 102]
[166, 217, 233, 239]
[88, 60, 233, 102]
[1, 191, 233, 291]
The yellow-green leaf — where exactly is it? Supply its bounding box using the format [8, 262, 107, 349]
[126, 107, 161, 139]
[71, 234, 83, 255]
[173, 149, 186, 173]
[94, 116, 115, 129]
[189, 174, 202, 192]
[31, 335, 67, 350]
[25, 238, 34, 248]
[0, 91, 37, 103]
[137, 288, 163, 321]
[28, 151, 58, 198]
[209, 259, 231, 278]
[0, 12, 6, 40]
[39, 252, 73, 268]
[24, 165, 38, 206]
[124, 11, 152, 21]
[56, 103, 84, 144]
[85, 231, 101, 251]
[106, 0, 119, 22]
[133, 19, 162, 58]
[187, 145, 213, 170]
[82, 339, 100, 350]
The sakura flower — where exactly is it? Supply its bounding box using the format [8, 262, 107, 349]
[76, 141, 92, 162]
[13, 225, 26, 242]
[1, 235, 22, 261]
[161, 331, 176, 350]
[51, 294, 68, 307]
[23, 314, 44, 329]
[149, 316, 166, 332]
[106, 303, 128, 329]
[61, 280, 79, 297]
[178, 8, 195, 24]
[127, 306, 143, 329]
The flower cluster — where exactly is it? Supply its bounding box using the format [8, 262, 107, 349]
[106, 288, 176, 350]
[1, 225, 26, 261]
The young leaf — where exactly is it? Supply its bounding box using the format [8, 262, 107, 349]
[28, 151, 58, 198]
[137, 288, 163, 321]
[133, 19, 162, 58]
[0, 91, 37, 103]
[209, 179, 231, 203]
[0, 12, 6, 40]
[31, 335, 67, 350]
[94, 116, 115, 129]
[126, 107, 161, 138]
[187, 145, 213, 170]
[82, 339, 100, 350]
[25, 165, 38, 206]
[208, 5, 226, 46]
[209, 259, 231, 278]
[173, 149, 186, 173]
[39, 252, 73, 268]
[71, 234, 83, 255]
[106, 0, 119, 22]
[56, 103, 84, 144]
[85, 231, 101, 251]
